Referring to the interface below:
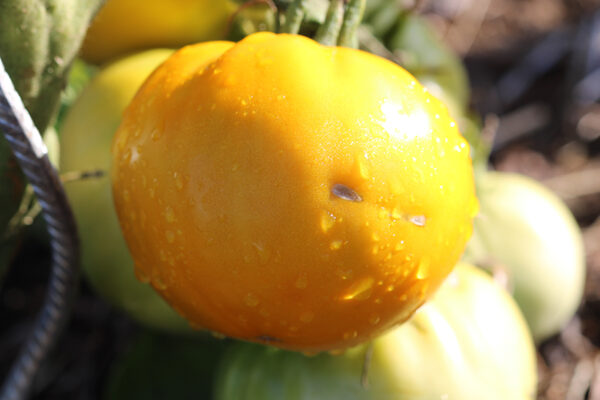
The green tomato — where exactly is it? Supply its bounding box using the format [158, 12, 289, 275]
[463, 171, 585, 342]
[60, 49, 189, 333]
[214, 263, 537, 400]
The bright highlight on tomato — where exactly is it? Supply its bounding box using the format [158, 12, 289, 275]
[111, 32, 478, 352]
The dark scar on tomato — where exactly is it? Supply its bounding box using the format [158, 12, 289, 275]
[331, 184, 362, 202]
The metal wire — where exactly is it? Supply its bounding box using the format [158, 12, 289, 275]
[0, 57, 79, 400]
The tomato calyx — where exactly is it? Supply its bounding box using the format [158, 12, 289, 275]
[228, 0, 367, 47]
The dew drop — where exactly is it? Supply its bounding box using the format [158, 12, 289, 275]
[356, 155, 370, 179]
[409, 215, 426, 227]
[174, 172, 184, 190]
[153, 276, 167, 290]
[416, 258, 431, 280]
[165, 207, 175, 223]
[331, 184, 362, 202]
[330, 240, 343, 251]
[342, 277, 374, 301]
[166, 230, 175, 243]
[134, 267, 150, 283]
[252, 242, 271, 264]
[369, 315, 381, 325]
[295, 274, 308, 289]
[151, 128, 161, 142]
[320, 211, 336, 233]
[300, 311, 314, 323]
[244, 293, 259, 307]
[343, 331, 358, 340]
[159, 249, 167, 262]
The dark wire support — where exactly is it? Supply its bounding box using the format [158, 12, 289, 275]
[0, 58, 79, 400]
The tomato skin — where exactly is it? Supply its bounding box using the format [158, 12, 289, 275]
[463, 171, 585, 342]
[60, 49, 191, 333]
[111, 33, 478, 351]
[214, 264, 537, 400]
[80, 0, 235, 64]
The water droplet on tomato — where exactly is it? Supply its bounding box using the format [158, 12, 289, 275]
[416, 257, 430, 280]
[342, 277, 374, 301]
[369, 315, 381, 325]
[343, 330, 358, 340]
[320, 211, 336, 233]
[300, 311, 314, 323]
[295, 274, 308, 289]
[244, 293, 259, 307]
[134, 267, 150, 283]
[409, 215, 426, 227]
[166, 230, 175, 243]
[330, 240, 343, 250]
[153, 276, 167, 290]
[165, 207, 175, 223]
[252, 242, 271, 264]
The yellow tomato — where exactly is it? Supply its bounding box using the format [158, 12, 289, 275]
[60, 49, 190, 333]
[111, 33, 478, 352]
[80, 0, 235, 64]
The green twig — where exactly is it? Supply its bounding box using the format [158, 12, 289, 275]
[313, 0, 345, 46]
[280, 0, 308, 33]
[337, 0, 366, 48]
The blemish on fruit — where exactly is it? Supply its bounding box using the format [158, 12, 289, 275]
[331, 184, 362, 202]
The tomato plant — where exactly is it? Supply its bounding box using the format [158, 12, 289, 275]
[214, 263, 537, 400]
[60, 49, 190, 333]
[80, 0, 235, 64]
[111, 32, 478, 352]
[463, 171, 585, 342]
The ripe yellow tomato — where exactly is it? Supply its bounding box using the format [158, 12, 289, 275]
[111, 33, 478, 352]
[60, 49, 190, 333]
[80, 0, 235, 64]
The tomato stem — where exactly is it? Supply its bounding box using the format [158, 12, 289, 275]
[337, 0, 366, 48]
[314, 0, 345, 46]
[280, 0, 308, 34]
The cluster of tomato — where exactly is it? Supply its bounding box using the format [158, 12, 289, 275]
[1, 0, 586, 398]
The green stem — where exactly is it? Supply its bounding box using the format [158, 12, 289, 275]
[280, 0, 308, 34]
[337, 0, 366, 48]
[313, 0, 345, 46]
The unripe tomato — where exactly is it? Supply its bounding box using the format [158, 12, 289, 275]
[60, 49, 189, 333]
[214, 263, 537, 400]
[463, 171, 585, 342]
[80, 0, 235, 64]
[111, 33, 478, 352]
